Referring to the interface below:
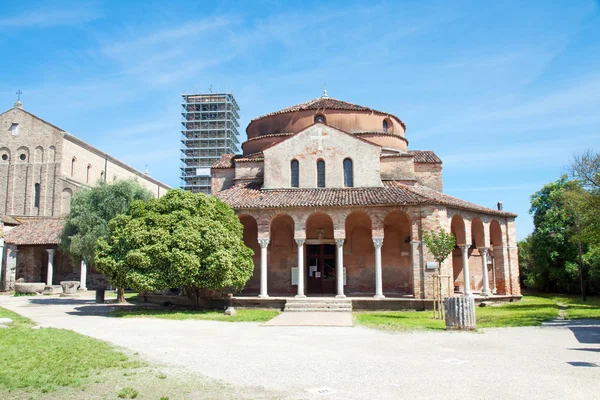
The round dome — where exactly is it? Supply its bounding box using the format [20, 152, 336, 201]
[242, 96, 407, 155]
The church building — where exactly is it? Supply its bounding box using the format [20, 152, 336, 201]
[0, 100, 170, 291]
[213, 92, 521, 300]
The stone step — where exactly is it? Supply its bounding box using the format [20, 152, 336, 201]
[284, 298, 353, 312]
[285, 300, 352, 306]
[285, 302, 352, 307]
[284, 308, 352, 312]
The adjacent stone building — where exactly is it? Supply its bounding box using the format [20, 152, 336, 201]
[213, 92, 521, 300]
[0, 100, 170, 291]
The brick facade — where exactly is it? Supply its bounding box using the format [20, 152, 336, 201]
[212, 95, 521, 299]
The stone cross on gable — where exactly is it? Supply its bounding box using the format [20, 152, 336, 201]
[311, 130, 329, 151]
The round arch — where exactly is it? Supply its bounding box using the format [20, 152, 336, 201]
[471, 218, 485, 248]
[382, 211, 412, 295]
[451, 215, 467, 292]
[451, 215, 466, 245]
[306, 212, 334, 240]
[238, 214, 260, 295]
[490, 220, 503, 247]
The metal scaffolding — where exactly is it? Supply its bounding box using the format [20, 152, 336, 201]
[180, 93, 240, 194]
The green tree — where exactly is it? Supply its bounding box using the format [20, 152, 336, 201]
[525, 177, 580, 293]
[422, 228, 456, 269]
[60, 180, 152, 302]
[422, 227, 456, 319]
[95, 189, 254, 308]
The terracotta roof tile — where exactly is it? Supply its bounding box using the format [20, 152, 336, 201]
[216, 181, 515, 217]
[212, 154, 238, 169]
[5, 218, 64, 245]
[408, 150, 442, 164]
[251, 97, 406, 129]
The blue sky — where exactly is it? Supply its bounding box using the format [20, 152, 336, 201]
[1, 0, 599, 239]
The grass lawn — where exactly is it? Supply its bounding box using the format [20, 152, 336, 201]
[0, 306, 281, 399]
[549, 295, 600, 320]
[109, 308, 280, 322]
[355, 295, 563, 331]
[0, 306, 142, 393]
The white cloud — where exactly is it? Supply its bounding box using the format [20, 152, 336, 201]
[0, 6, 101, 28]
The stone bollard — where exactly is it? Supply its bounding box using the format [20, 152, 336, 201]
[445, 295, 476, 330]
[95, 289, 105, 304]
[59, 281, 80, 297]
[224, 293, 236, 316]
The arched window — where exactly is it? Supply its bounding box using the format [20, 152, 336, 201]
[383, 120, 388, 133]
[86, 164, 92, 183]
[317, 160, 325, 188]
[314, 114, 326, 124]
[290, 159, 299, 187]
[343, 158, 353, 187]
[33, 183, 40, 208]
[71, 157, 76, 177]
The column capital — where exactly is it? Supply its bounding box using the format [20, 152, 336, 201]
[478, 246, 489, 253]
[459, 244, 471, 250]
[46, 248, 55, 255]
[335, 238, 345, 247]
[295, 238, 305, 247]
[373, 238, 384, 248]
[410, 240, 421, 245]
[258, 238, 270, 248]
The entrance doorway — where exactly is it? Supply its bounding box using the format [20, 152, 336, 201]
[306, 244, 336, 295]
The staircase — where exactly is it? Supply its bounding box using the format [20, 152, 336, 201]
[284, 298, 353, 312]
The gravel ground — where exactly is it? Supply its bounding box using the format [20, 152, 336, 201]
[1, 295, 599, 400]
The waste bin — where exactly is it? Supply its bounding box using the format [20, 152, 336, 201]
[95, 289, 105, 304]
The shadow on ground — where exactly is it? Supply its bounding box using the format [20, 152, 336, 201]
[544, 319, 600, 345]
[23, 296, 143, 317]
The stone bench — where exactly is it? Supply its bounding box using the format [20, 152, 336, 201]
[14, 282, 45, 294]
[43, 285, 63, 295]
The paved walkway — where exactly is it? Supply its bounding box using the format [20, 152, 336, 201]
[1, 295, 600, 400]
[263, 311, 353, 327]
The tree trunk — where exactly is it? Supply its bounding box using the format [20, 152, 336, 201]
[578, 242, 586, 302]
[116, 287, 125, 303]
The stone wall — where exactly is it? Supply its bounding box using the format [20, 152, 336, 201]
[262, 124, 382, 189]
[379, 155, 416, 180]
[0, 107, 64, 217]
[211, 167, 235, 193]
[414, 163, 442, 191]
[0, 106, 169, 220]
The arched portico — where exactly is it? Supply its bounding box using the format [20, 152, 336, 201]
[382, 211, 412, 296]
[451, 215, 471, 294]
[239, 214, 260, 294]
[269, 214, 296, 295]
[471, 217, 492, 296]
[344, 211, 373, 296]
[490, 219, 506, 294]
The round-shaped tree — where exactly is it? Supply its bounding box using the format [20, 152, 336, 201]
[95, 189, 254, 307]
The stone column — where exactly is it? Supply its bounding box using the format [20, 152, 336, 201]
[373, 238, 385, 299]
[479, 247, 492, 297]
[460, 245, 471, 295]
[295, 239, 305, 298]
[335, 238, 345, 298]
[0, 238, 4, 290]
[411, 240, 423, 299]
[79, 259, 88, 291]
[4, 245, 17, 291]
[258, 239, 270, 298]
[46, 249, 55, 286]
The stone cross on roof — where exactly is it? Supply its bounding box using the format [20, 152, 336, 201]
[14, 90, 23, 109]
